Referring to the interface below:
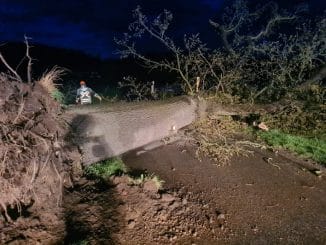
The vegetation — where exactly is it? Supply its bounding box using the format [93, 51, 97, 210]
[85, 158, 164, 189]
[258, 130, 326, 165]
[38, 66, 67, 104]
[263, 105, 325, 139]
[116, 0, 325, 102]
[51, 89, 65, 104]
[262, 86, 326, 138]
[114, 0, 325, 166]
[85, 158, 128, 179]
[71, 240, 89, 245]
[118, 76, 157, 101]
[189, 116, 250, 165]
[128, 173, 165, 190]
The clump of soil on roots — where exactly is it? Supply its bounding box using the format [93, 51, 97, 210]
[0, 74, 80, 244]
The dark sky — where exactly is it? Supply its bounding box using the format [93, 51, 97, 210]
[0, 0, 324, 59]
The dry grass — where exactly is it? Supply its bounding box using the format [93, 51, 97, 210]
[189, 115, 250, 166]
[128, 173, 165, 190]
[38, 66, 66, 95]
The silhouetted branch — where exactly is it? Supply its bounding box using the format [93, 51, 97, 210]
[117, 1, 325, 102]
[249, 16, 296, 41]
[116, 7, 214, 94]
[0, 53, 23, 82]
[0, 36, 35, 83]
[24, 35, 33, 84]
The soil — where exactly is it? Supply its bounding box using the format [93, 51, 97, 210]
[64, 141, 326, 245]
[0, 78, 81, 244]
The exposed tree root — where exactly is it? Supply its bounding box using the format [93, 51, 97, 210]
[0, 42, 81, 243]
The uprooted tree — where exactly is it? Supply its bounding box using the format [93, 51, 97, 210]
[116, 0, 325, 102]
[0, 37, 80, 243]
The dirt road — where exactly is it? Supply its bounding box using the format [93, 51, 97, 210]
[64, 142, 326, 244]
[123, 143, 326, 244]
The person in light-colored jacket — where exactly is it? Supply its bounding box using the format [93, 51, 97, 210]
[76, 80, 102, 104]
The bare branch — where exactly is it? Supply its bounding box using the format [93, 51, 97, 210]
[116, 1, 325, 102]
[24, 35, 33, 84]
[0, 52, 23, 82]
[249, 15, 296, 41]
[115, 7, 211, 94]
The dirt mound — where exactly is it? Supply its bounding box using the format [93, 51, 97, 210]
[0, 75, 80, 244]
[64, 175, 224, 244]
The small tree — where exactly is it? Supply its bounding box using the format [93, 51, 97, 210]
[209, 0, 325, 101]
[116, 1, 325, 102]
[115, 6, 214, 95]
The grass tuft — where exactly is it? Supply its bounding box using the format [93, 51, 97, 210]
[38, 66, 67, 104]
[85, 157, 128, 179]
[258, 130, 326, 165]
[38, 66, 65, 93]
[129, 174, 165, 190]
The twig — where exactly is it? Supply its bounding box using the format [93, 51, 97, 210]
[29, 131, 50, 152]
[270, 162, 281, 170]
[15, 56, 26, 72]
[249, 16, 296, 41]
[0, 149, 8, 175]
[24, 35, 33, 84]
[13, 95, 25, 124]
[0, 53, 22, 82]
[0, 202, 12, 222]
[52, 160, 63, 207]
[236, 140, 266, 149]
[30, 159, 38, 184]
[263, 157, 282, 170]
[40, 150, 52, 173]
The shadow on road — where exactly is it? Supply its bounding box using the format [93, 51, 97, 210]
[63, 114, 123, 244]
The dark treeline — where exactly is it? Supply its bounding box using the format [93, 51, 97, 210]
[0, 42, 175, 93]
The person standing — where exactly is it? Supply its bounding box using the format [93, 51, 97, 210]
[76, 80, 102, 105]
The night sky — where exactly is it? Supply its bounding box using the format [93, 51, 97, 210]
[0, 0, 325, 59]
